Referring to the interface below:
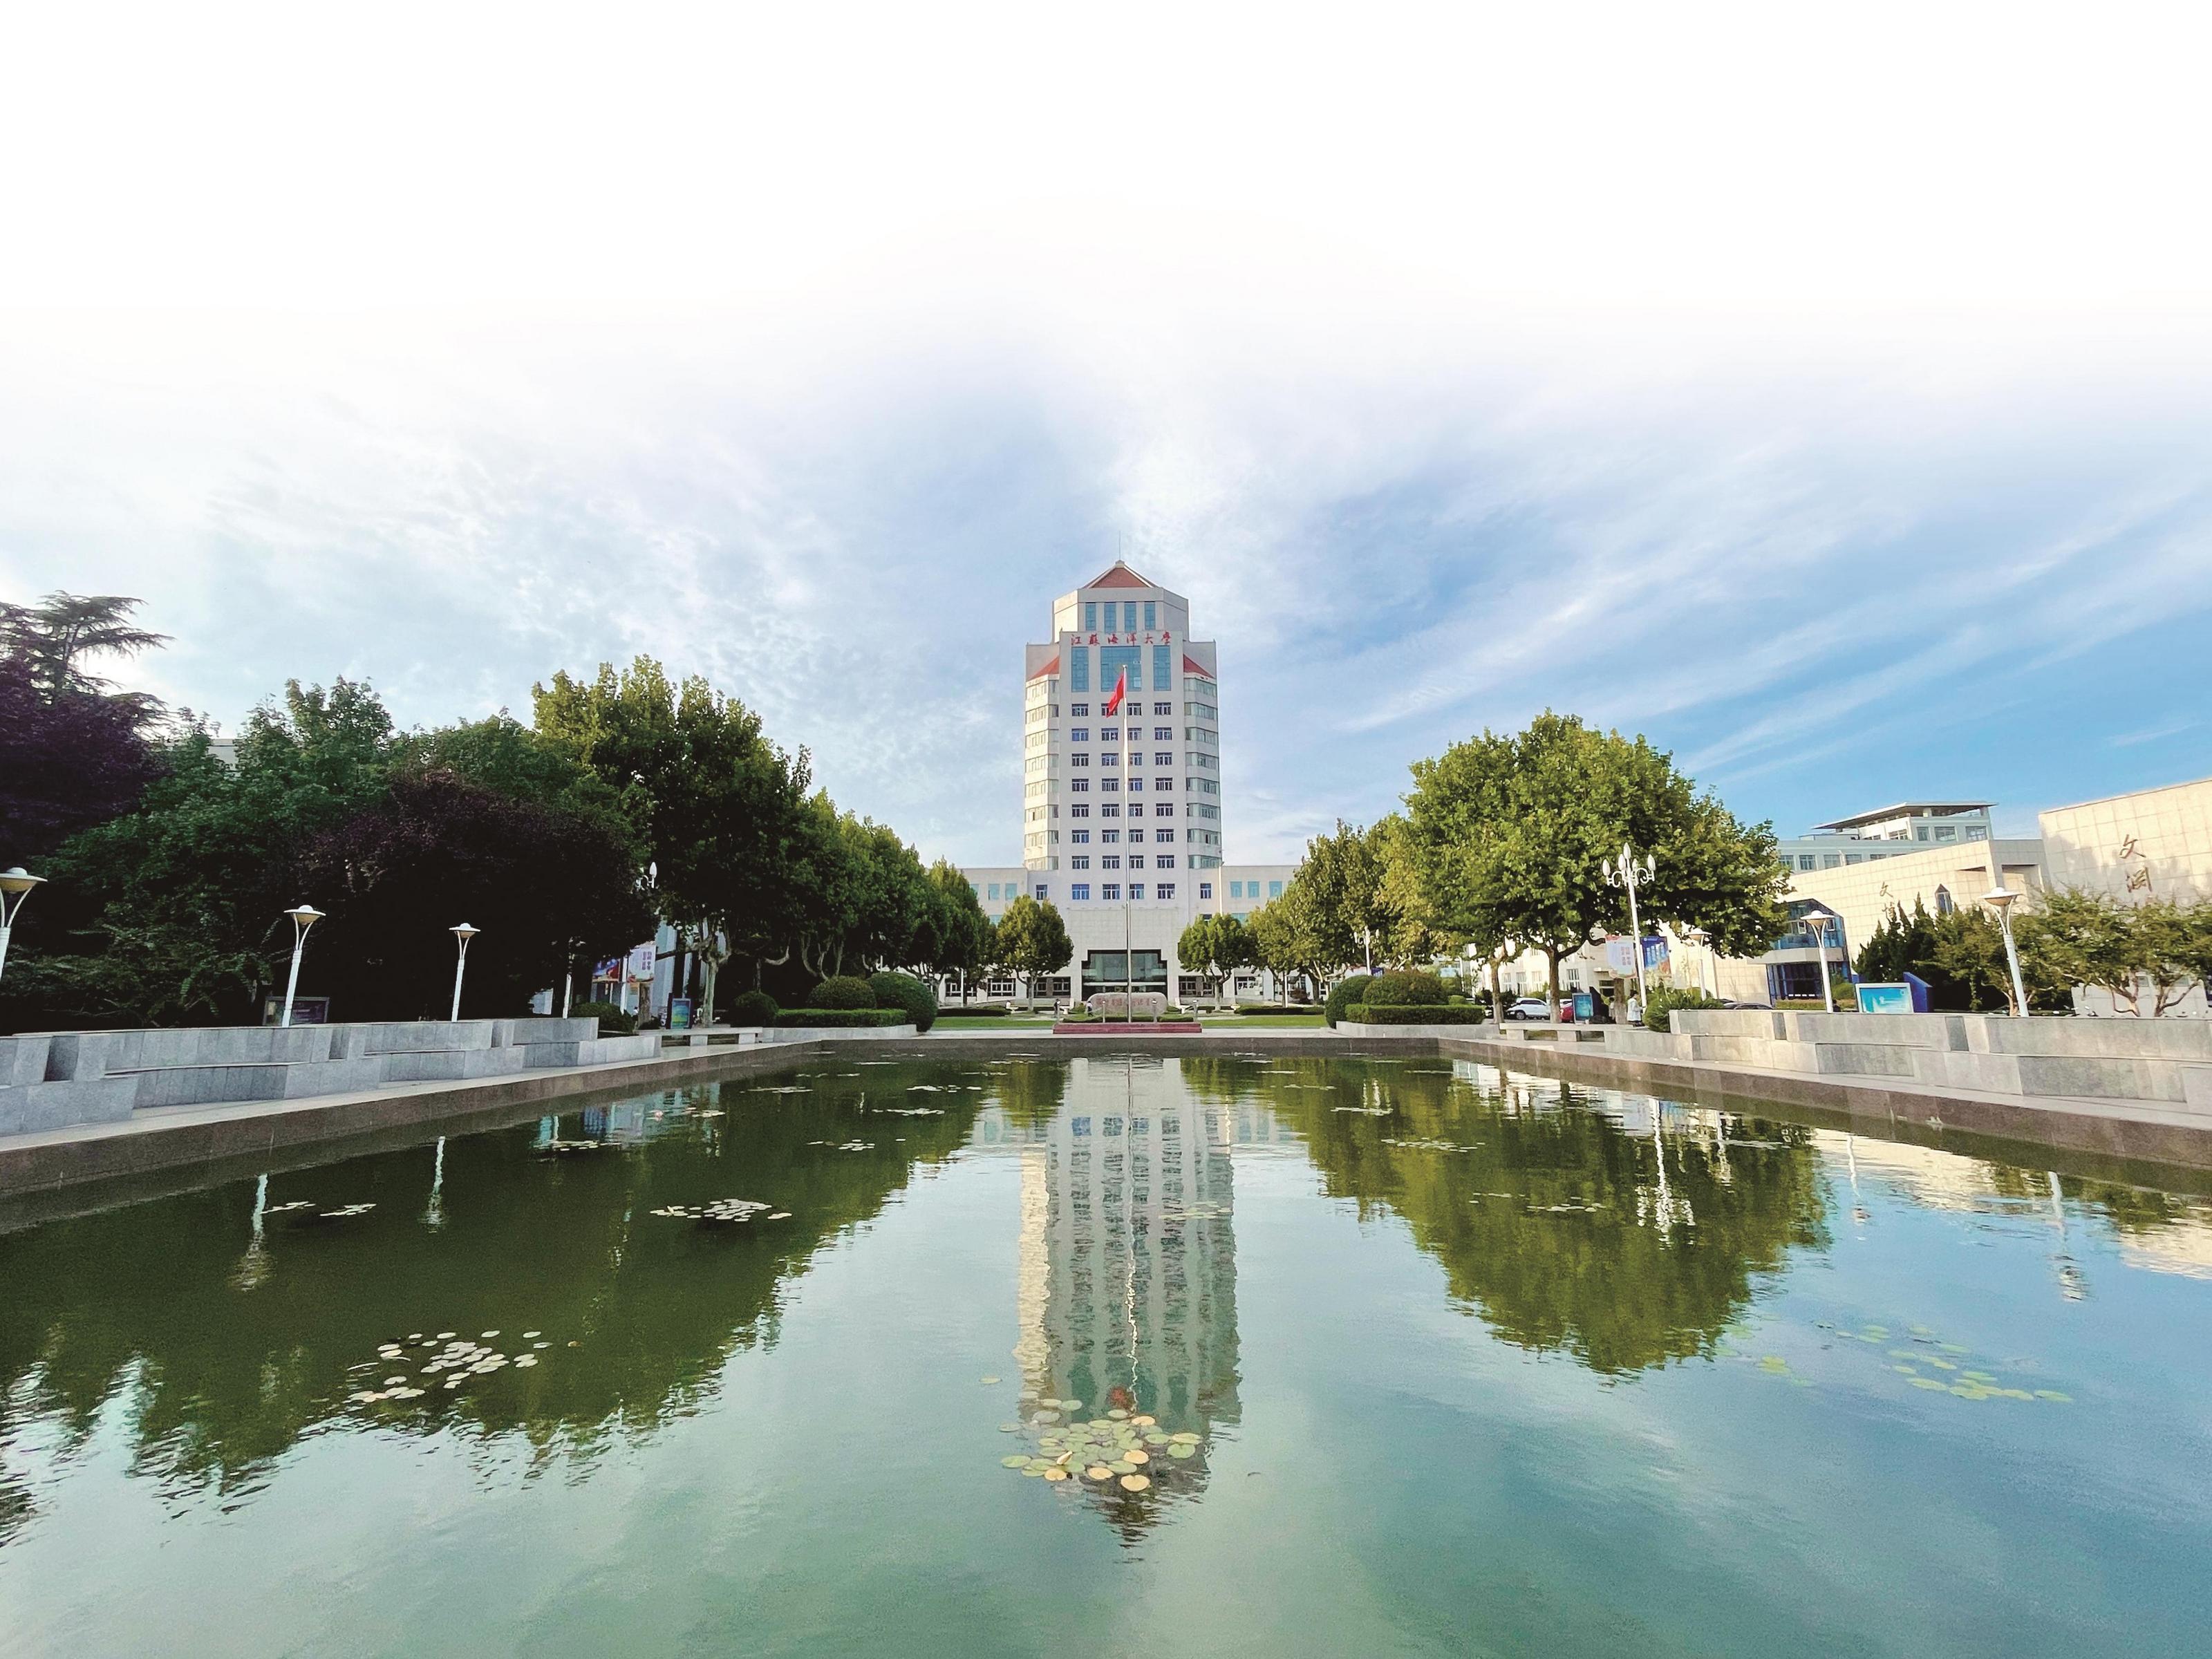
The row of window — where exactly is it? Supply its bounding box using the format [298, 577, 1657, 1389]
[1069, 883, 1175, 901]
[1065, 803, 1181, 818]
[1065, 701, 1174, 718]
[1066, 751, 1178, 766]
[1067, 727, 1177, 742]
[1070, 828, 1177, 843]
[1226, 879, 1282, 899]
[1066, 645, 1173, 695]
[1082, 600, 1160, 633]
[1067, 777, 1174, 791]
[1069, 854, 1177, 870]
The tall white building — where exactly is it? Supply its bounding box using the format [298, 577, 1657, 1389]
[962, 561, 1293, 1004]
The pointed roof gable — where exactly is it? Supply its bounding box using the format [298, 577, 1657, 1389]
[1183, 655, 1212, 677]
[1087, 560, 1152, 590]
[1027, 653, 1060, 681]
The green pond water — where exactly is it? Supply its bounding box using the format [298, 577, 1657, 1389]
[3, 1053, 2210, 1657]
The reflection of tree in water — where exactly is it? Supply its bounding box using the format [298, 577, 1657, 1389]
[1004, 1056, 1240, 1538]
[0, 1069, 982, 1538]
[1185, 1056, 1830, 1376]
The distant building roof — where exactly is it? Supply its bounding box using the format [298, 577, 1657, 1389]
[1808, 802, 1994, 833]
[1027, 653, 1058, 681]
[1183, 655, 1212, 678]
[1087, 560, 1152, 590]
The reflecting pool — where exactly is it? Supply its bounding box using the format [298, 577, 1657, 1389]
[3, 1055, 2210, 1656]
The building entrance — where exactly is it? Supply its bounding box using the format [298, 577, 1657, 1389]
[1082, 949, 1169, 1000]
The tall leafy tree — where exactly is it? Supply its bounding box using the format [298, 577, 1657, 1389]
[1405, 713, 1788, 1010]
[993, 894, 1072, 1010]
[0, 592, 169, 702]
[920, 859, 992, 1004]
[1176, 912, 1253, 1004]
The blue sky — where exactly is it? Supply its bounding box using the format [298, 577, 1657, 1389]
[3, 2, 2208, 865]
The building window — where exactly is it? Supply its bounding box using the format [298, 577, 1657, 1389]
[1130, 855, 1145, 870]
[1156, 777, 1174, 792]
[1152, 727, 1170, 741]
[1069, 646, 1090, 692]
[1122, 601, 1138, 631]
[1158, 854, 1176, 868]
[1157, 883, 1174, 899]
[1035, 885, 1047, 900]
[1103, 855, 1121, 870]
[1199, 882, 1212, 899]
[1154, 803, 1174, 817]
[1071, 856, 1090, 870]
[1152, 643, 1172, 690]
[1229, 881, 1243, 898]
[1071, 830, 1089, 843]
[1153, 829, 1171, 843]
[1073, 883, 1091, 901]
[1797, 854, 1816, 870]
[1128, 776, 1144, 791]
[1822, 854, 1841, 868]
[1099, 751, 1116, 766]
[1144, 601, 1157, 630]
[1071, 727, 1089, 742]
[986, 883, 1000, 899]
[1084, 602, 1098, 631]
[1965, 827, 1987, 841]
[1072, 703, 1089, 717]
[1103, 829, 1120, 843]
[1154, 701, 1171, 715]
[1071, 804, 1089, 818]
[1129, 883, 1145, 900]
[1071, 779, 1089, 792]
[1128, 751, 1143, 767]
[1935, 825, 1957, 841]
[1936, 885, 1954, 915]
[1915, 825, 1930, 840]
[1103, 883, 1121, 900]
[1268, 881, 1283, 897]
[1846, 854, 1864, 865]
[1101, 803, 1119, 817]
[1101, 778, 1118, 791]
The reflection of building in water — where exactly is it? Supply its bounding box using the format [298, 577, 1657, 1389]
[1014, 1058, 1242, 1435]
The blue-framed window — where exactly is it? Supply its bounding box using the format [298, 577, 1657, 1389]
[987, 883, 1000, 899]
[1072, 883, 1091, 901]
[1084, 602, 1098, 631]
[1099, 644, 1141, 692]
[1269, 881, 1283, 897]
[1069, 646, 1090, 691]
[1229, 881, 1244, 897]
[1144, 601, 1157, 630]
[1152, 644, 1171, 690]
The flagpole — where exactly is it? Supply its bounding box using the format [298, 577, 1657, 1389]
[1122, 668, 1133, 1023]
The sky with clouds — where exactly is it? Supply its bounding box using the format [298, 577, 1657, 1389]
[3, 0, 2209, 865]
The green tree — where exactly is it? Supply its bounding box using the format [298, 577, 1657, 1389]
[920, 859, 991, 1004]
[533, 657, 812, 1010]
[1177, 912, 1254, 1005]
[0, 591, 169, 704]
[993, 894, 1072, 1009]
[1405, 713, 1788, 1011]
[1291, 819, 1391, 973]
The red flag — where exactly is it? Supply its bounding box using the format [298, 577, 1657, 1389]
[1102, 667, 1127, 715]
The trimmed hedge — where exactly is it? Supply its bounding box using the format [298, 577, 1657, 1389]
[809, 976, 877, 1010]
[1642, 986, 1723, 1033]
[771, 1008, 911, 1028]
[946, 1004, 1013, 1018]
[1324, 975, 1374, 1028]
[867, 971, 938, 1033]
[727, 988, 779, 1028]
[572, 999, 637, 1035]
[1363, 970, 1449, 1006]
[1342, 1004, 1491, 1026]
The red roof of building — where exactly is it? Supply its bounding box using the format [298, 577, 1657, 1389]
[1087, 561, 1152, 590]
[1183, 655, 1212, 678]
[1027, 654, 1059, 681]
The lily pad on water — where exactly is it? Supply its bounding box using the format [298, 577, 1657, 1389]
[1119, 1474, 1151, 1492]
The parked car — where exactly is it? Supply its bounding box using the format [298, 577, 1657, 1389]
[1505, 997, 1553, 1021]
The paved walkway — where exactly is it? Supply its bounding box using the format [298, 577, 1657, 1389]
[6, 1024, 2209, 1202]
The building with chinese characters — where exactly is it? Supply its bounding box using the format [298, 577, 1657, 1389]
[959, 562, 1293, 1005]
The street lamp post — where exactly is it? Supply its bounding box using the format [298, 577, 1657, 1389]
[0, 868, 47, 991]
[279, 905, 324, 1027]
[1983, 888, 2030, 1016]
[1606, 843, 1656, 1012]
[1803, 908, 1839, 1013]
[449, 924, 480, 1022]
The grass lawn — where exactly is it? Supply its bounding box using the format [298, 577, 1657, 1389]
[932, 1015, 1060, 1030]
[1198, 1014, 1326, 1027]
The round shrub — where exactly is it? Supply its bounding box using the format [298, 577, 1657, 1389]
[867, 971, 938, 1033]
[1364, 970, 1449, 1007]
[727, 988, 779, 1027]
[1324, 975, 1374, 1027]
[810, 975, 877, 1011]
[572, 998, 637, 1036]
[1643, 986, 1725, 1032]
